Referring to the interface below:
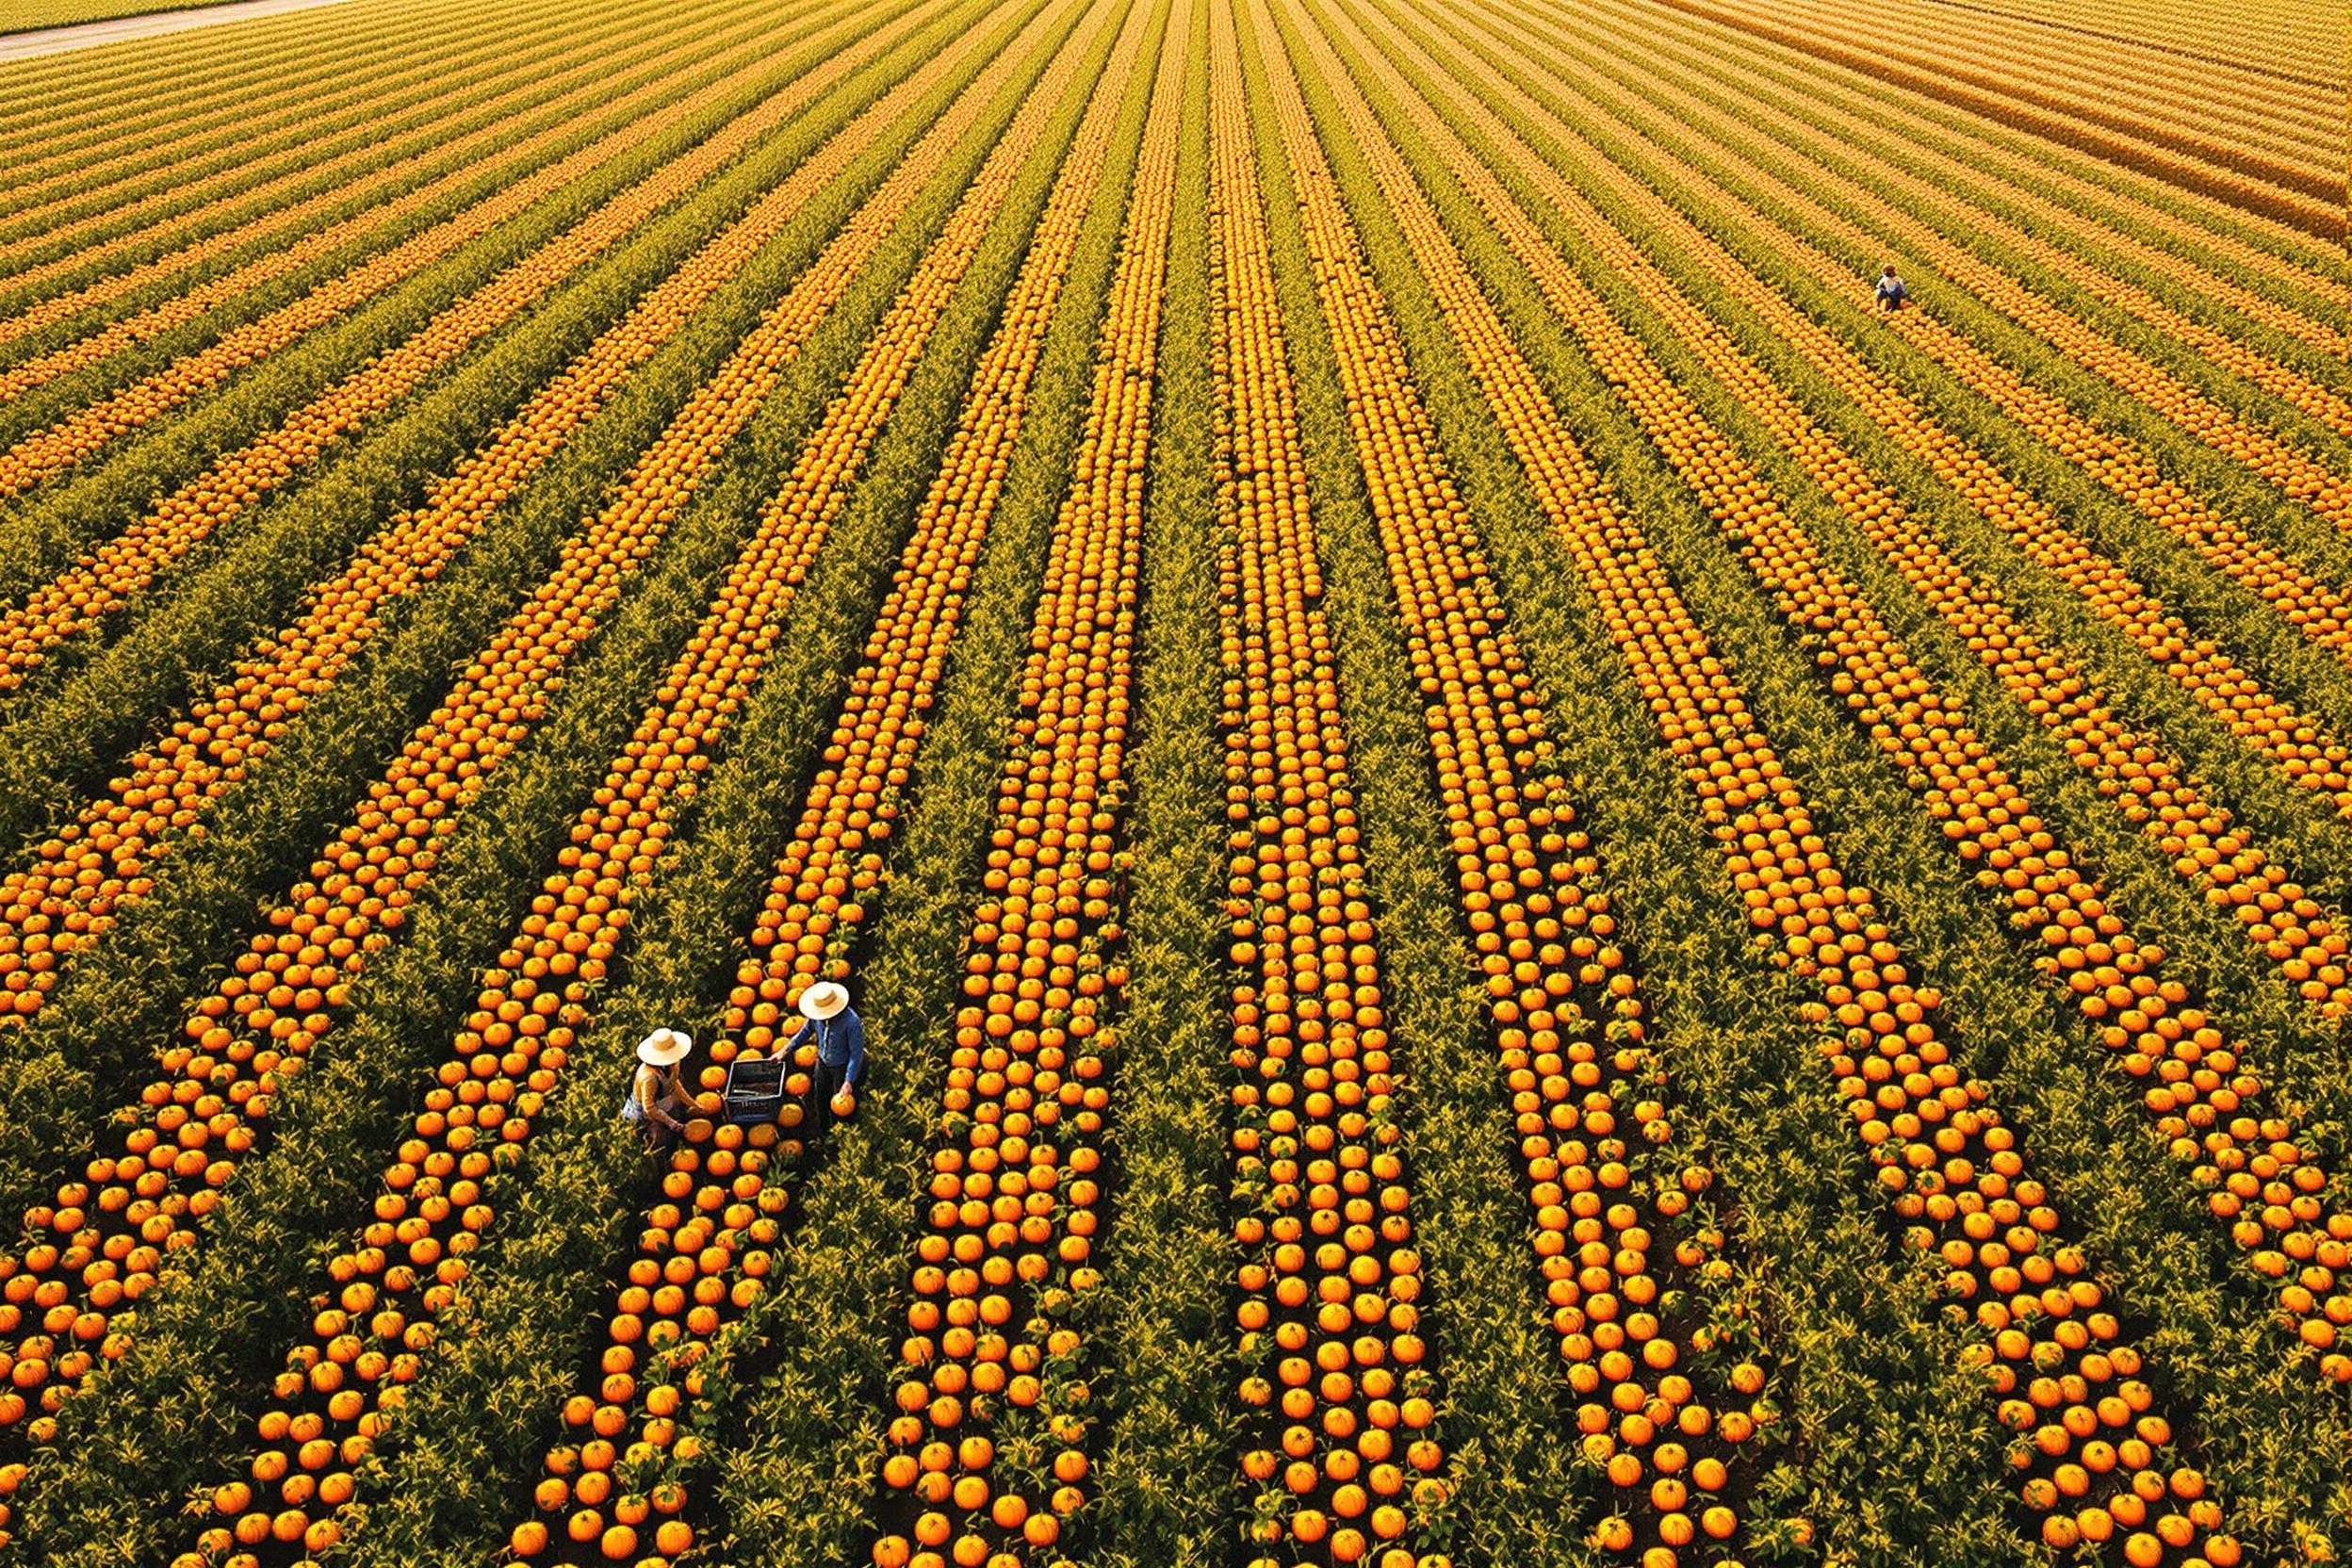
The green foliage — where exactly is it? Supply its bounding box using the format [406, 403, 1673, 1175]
[6, 1, 2349, 1563]
[1077, 11, 1239, 1558]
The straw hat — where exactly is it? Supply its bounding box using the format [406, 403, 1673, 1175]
[635, 1027, 692, 1067]
[799, 982, 850, 1021]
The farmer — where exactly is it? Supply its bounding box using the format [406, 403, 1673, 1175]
[625, 1027, 694, 1152]
[1876, 263, 1910, 310]
[793, 981, 866, 1143]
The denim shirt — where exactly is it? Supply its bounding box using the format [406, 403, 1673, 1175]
[802, 1008, 866, 1084]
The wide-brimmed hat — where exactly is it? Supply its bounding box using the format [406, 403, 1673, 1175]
[799, 982, 850, 1021]
[636, 1027, 692, 1067]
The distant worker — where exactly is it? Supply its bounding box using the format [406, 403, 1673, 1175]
[793, 981, 866, 1143]
[1876, 263, 1910, 310]
[623, 1027, 694, 1152]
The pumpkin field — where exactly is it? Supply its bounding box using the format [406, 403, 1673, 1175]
[0, 0, 2343, 1563]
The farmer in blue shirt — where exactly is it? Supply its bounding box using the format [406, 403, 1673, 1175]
[1876, 263, 1910, 310]
[793, 980, 865, 1142]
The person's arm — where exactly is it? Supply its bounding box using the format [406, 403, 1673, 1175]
[842, 1014, 867, 1086]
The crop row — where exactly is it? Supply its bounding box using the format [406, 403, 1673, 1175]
[1203, 13, 1448, 1562]
[1654, 58, 2352, 449]
[507, 0, 1136, 1555]
[1633, 0, 2336, 235]
[167, 7, 1129, 1550]
[0, 0, 795, 386]
[1330, 0, 2352, 1379]
[519, 15, 1192, 1564]
[0, 0, 1045, 1282]
[0, 0, 449, 150]
[868, 8, 1183, 1564]
[1239, 2, 1795, 1561]
[2, 0, 2343, 1560]
[1337, 0, 2352, 1020]
[142, 0, 1132, 1560]
[1335, 0, 2352, 1542]
[1397, 20, 2352, 839]
[1526, 0, 2343, 337]
[0, 0, 545, 228]
[1267, 0, 2248, 1559]
[0, 0, 977, 1044]
[1, 0, 1098, 1558]
[0, 11, 857, 498]
[1947, 0, 2339, 89]
[2039, 0, 2339, 86]
[5, 4, 1140, 1557]
[0, 8, 885, 678]
[1547, 1, 2351, 390]
[1413, 41, 2352, 1022]
[1700, 0, 2337, 175]
[1675, 96, 2352, 536]
[238, 0, 1135, 1538]
[1477, 0, 2352, 564]
[0, 0, 1070, 1480]
[1580, 8, 2352, 611]
[0, 0, 724, 310]
[1416, 0, 2352, 784]
[0, 0, 600, 290]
